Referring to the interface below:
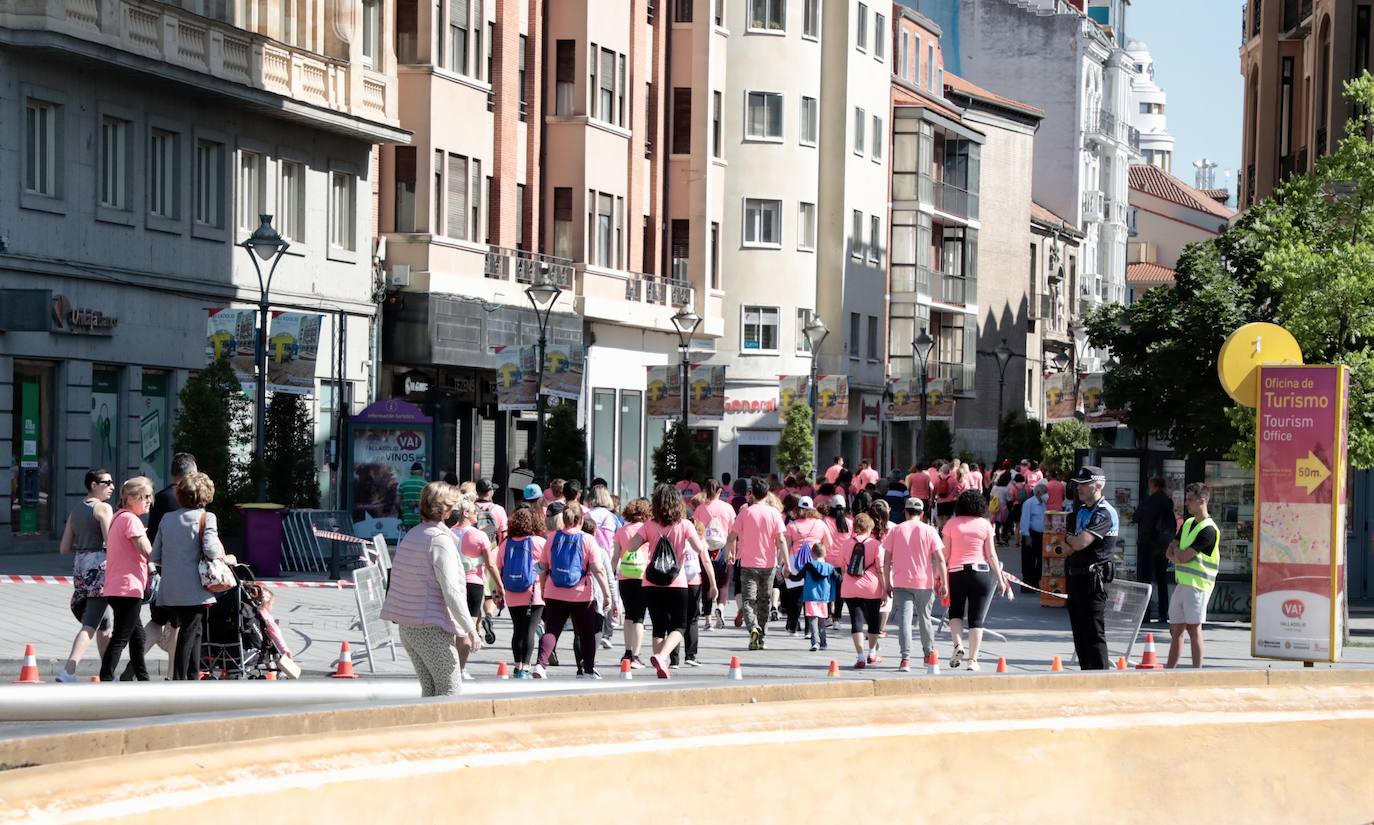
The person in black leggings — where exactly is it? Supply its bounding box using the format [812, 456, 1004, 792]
[497, 506, 546, 678]
[149, 472, 232, 681]
[941, 490, 1007, 671]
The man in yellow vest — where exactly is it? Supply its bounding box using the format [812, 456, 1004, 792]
[1165, 483, 1219, 668]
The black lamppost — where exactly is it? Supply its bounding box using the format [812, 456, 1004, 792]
[525, 270, 562, 483]
[993, 338, 1014, 463]
[913, 327, 934, 465]
[803, 314, 829, 475]
[240, 215, 290, 503]
[671, 305, 701, 428]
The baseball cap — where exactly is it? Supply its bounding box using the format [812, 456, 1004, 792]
[1070, 465, 1106, 484]
[522, 483, 542, 501]
[797, 496, 815, 510]
[830, 494, 848, 509]
[904, 497, 925, 512]
[475, 478, 497, 494]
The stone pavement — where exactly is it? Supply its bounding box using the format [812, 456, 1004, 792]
[3, 547, 1372, 683]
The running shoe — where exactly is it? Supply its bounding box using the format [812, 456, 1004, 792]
[532, 664, 547, 679]
[866, 653, 885, 666]
[770, 607, 780, 622]
[55, 669, 77, 683]
[548, 652, 560, 667]
[461, 670, 475, 681]
[734, 611, 745, 628]
[650, 655, 671, 679]
[810, 644, 819, 652]
[898, 658, 911, 673]
[583, 669, 603, 680]
[966, 660, 982, 672]
[598, 636, 613, 650]
[632, 656, 647, 669]
[748, 627, 761, 651]
[853, 658, 867, 670]
[949, 647, 965, 670]
[669, 660, 680, 670]
[512, 669, 528, 679]
[575, 667, 585, 678]
[481, 615, 496, 645]
[713, 608, 725, 629]
[684, 657, 701, 667]
[757, 635, 767, 650]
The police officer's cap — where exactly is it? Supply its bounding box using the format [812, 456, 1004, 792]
[1071, 466, 1106, 484]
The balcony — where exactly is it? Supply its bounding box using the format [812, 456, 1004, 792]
[1082, 190, 1105, 223]
[933, 180, 979, 221]
[914, 265, 976, 308]
[1125, 123, 1141, 155]
[1281, 0, 1312, 34]
[577, 266, 698, 329]
[1105, 198, 1128, 226]
[624, 273, 694, 308]
[484, 246, 574, 288]
[1028, 292, 1053, 321]
[931, 360, 975, 395]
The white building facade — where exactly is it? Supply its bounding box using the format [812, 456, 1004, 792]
[1125, 39, 1175, 174]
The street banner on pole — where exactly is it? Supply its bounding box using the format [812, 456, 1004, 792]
[206, 308, 258, 386]
[690, 365, 726, 419]
[495, 345, 537, 411]
[817, 375, 849, 424]
[541, 344, 584, 400]
[1044, 372, 1076, 423]
[265, 312, 322, 395]
[778, 375, 811, 413]
[1080, 373, 1123, 429]
[889, 377, 921, 422]
[646, 365, 681, 419]
[926, 377, 955, 422]
[1253, 365, 1348, 662]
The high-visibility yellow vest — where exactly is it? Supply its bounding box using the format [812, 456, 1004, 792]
[1175, 517, 1220, 594]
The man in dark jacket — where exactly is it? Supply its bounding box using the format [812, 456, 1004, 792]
[1133, 476, 1177, 624]
[147, 452, 197, 543]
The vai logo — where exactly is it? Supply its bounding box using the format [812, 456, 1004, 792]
[395, 431, 422, 451]
[1281, 598, 1305, 619]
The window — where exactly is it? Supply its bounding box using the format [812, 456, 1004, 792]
[516, 183, 526, 249]
[854, 106, 865, 154]
[446, 152, 468, 240]
[869, 214, 880, 262]
[555, 40, 575, 115]
[803, 0, 818, 37]
[800, 96, 818, 146]
[485, 20, 493, 81]
[148, 128, 179, 219]
[714, 0, 723, 26]
[475, 0, 486, 78]
[675, 0, 692, 22]
[672, 88, 692, 154]
[1279, 57, 1294, 159]
[851, 210, 864, 258]
[24, 99, 58, 197]
[745, 91, 784, 140]
[749, 0, 784, 31]
[280, 159, 306, 240]
[849, 312, 861, 358]
[856, 2, 868, 51]
[743, 198, 781, 246]
[329, 171, 357, 251]
[899, 31, 909, 78]
[397, 0, 419, 62]
[434, 0, 444, 67]
[712, 91, 723, 157]
[798, 202, 816, 251]
[671, 219, 689, 280]
[589, 43, 599, 115]
[553, 187, 572, 258]
[618, 54, 627, 126]
[796, 309, 813, 353]
[914, 34, 922, 85]
[595, 192, 613, 267]
[742, 306, 780, 352]
[599, 48, 615, 121]
[874, 13, 885, 59]
[470, 157, 482, 242]
[450, 0, 468, 75]
[99, 116, 130, 210]
[871, 114, 883, 160]
[710, 221, 720, 288]
[519, 35, 529, 119]
[866, 316, 879, 360]
[433, 149, 444, 233]
[237, 149, 265, 232]
[927, 43, 935, 91]
[362, 0, 381, 66]
[194, 138, 224, 227]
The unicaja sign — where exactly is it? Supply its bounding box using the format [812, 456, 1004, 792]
[51, 294, 118, 336]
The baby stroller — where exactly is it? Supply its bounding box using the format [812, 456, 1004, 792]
[201, 563, 294, 679]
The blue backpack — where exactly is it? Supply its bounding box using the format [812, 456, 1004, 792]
[791, 541, 812, 577]
[549, 531, 586, 588]
[501, 538, 536, 593]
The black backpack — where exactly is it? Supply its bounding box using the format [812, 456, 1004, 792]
[645, 533, 680, 586]
[846, 540, 869, 577]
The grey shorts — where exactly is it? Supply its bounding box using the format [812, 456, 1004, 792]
[1169, 585, 1208, 625]
[73, 596, 112, 631]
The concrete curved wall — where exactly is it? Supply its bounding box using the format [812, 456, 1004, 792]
[4, 672, 1374, 824]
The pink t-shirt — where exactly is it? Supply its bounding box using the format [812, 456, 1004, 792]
[693, 498, 736, 535]
[542, 530, 600, 602]
[851, 468, 879, 494]
[676, 480, 701, 500]
[1024, 470, 1044, 486]
[495, 535, 546, 607]
[639, 520, 698, 589]
[102, 509, 149, 598]
[942, 516, 995, 569]
[1046, 479, 1067, 511]
[838, 535, 884, 599]
[823, 516, 853, 563]
[732, 503, 785, 569]
[965, 472, 983, 492]
[614, 521, 647, 580]
[453, 526, 493, 584]
[477, 501, 508, 539]
[785, 518, 828, 560]
[906, 472, 932, 499]
[824, 463, 844, 484]
[882, 519, 942, 590]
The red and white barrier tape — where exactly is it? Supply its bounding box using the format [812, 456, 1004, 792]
[0, 575, 352, 588]
[1003, 572, 1068, 599]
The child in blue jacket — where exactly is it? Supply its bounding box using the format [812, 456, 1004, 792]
[801, 545, 836, 651]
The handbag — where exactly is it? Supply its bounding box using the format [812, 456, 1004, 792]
[196, 511, 237, 593]
[142, 569, 161, 605]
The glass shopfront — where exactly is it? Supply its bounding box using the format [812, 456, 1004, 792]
[11, 361, 55, 536]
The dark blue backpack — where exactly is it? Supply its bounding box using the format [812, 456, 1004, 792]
[501, 537, 536, 593]
[549, 531, 586, 588]
[791, 541, 812, 576]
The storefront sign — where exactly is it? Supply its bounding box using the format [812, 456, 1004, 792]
[645, 365, 681, 419]
[1253, 365, 1348, 662]
[206, 308, 259, 387]
[266, 312, 323, 395]
[690, 365, 726, 419]
[51, 294, 117, 336]
[737, 429, 780, 446]
[778, 375, 810, 413]
[817, 375, 849, 425]
[724, 397, 777, 415]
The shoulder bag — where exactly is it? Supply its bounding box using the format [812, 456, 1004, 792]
[196, 511, 237, 593]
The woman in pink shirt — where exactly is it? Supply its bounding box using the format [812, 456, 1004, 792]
[451, 498, 499, 681]
[610, 498, 652, 669]
[622, 485, 716, 678]
[692, 479, 736, 629]
[784, 497, 828, 635]
[98, 477, 154, 682]
[838, 513, 885, 669]
[495, 506, 548, 678]
[535, 503, 614, 679]
[941, 490, 1007, 671]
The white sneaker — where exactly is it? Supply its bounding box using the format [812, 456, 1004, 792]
[966, 660, 982, 672]
[531, 664, 547, 679]
[55, 668, 77, 683]
[598, 636, 613, 650]
[461, 669, 475, 681]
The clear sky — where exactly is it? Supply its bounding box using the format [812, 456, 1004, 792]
[1127, 0, 1243, 195]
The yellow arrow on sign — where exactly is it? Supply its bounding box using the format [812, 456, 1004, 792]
[1296, 452, 1331, 494]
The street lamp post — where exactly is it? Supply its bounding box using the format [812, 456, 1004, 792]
[240, 215, 290, 503]
[913, 327, 934, 465]
[525, 270, 562, 484]
[802, 314, 829, 476]
[1053, 321, 1090, 420]
[671, 305, 702, 429]
[993, 338, 1013, 464]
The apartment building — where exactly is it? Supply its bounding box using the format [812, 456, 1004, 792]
[0, 0, 403, 550]
[1239, 0, 1365, 208]
[1126, 39, 1174, 174]
[1126, 164, 1234, 302]
[1029, 203, 1083, 424]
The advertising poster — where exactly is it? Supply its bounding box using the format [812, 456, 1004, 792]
[266, 312, 323, 395]
[645, 365, 681, 419]
[1081, 373, 1123, 429]
[1044, 372, 1076, 423]
[817, 375, 849, 424]
[139, 372, 170, 490]
[496, 345, 538, 411]
[18, 381, 39, 533]
[90, 368, 119, 471]
[1253, 365, 1348, 662]
[541, 344, 585, 400]
[206, 308, 258, 386]
[690, 365, 726, 419]
[927, 377, 955, 422]
[349, 400, 432, 542]
[889, 377, 922, 422]
[778, 375, 810, 413]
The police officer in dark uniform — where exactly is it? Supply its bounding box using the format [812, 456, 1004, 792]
[1063, 465, 1119, 669]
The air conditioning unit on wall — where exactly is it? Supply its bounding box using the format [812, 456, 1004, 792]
[390, 264, 411, 287]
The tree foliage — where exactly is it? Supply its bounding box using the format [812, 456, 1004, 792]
[264, 393, 319, 509]
[998, 412, 1043, 466]
[776, 402, 815, 477]
[544, 399, 587, 482]
[922, 421, 953, 465]
[1087, 73, 1374, 468]
[652, 421, 709, 485]
[1041, 420, 1092, 477]
[173, 357, 251, 528]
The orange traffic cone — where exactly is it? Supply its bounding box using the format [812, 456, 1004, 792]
[1136, 633, 1163, 669]
[496, 661, 510, 679]
[1050, 655, 1064, 672]
[995, 657, 1008, 673]
[14, 644, 42, 684]
[1116, 656, 1128, 671]
[330, 641, 359, 679]
[620, 658, 633, 680]
[925, 650, 941, 675]
[827, 660, 840, 678]
[727, 655, 743, 680]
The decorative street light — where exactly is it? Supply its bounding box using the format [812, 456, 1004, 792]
[670, 305, 702, 429]
[802, 313, 829, 475]
[913, 327, 935, 465]
[239, 215, 290, 503]
[993, 338, 1015, 463]
[525, 268, 562, 484]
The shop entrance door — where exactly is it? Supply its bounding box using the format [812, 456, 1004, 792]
[11, 361, 55, 537]
[738, 445, 772, 480]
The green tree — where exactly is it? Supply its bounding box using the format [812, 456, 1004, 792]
[776, 402, 815, 477]
[543, 399, 587, 482]
[172, 357, 251, 528]
[1041, 420, 1092, 477]
[998, 412, 1043, 466]
[652, 421, 708, 485]
[264, 393, 319, 508]
[922, 421, 953, 465]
